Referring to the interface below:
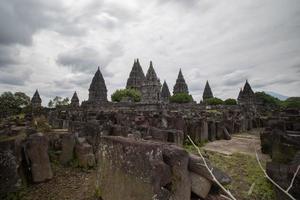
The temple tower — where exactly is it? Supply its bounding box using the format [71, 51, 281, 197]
[173, 69, 189, 94]
[88, 67, 108, 103]
[71, 91, 79, 107]
[202, 81, 213, 101]
[126, 59, 145, 92]
[141, 61, 161, 103]
[31, 89, 42, 108]
[238, 80, 255, 106]
[161, 81, 171, 103]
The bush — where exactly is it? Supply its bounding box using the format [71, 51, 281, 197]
[170, 93, 193, 103]
[224, 98, 237, 105]
[111, 89, 141, 102]
[205, 97, 223, 105]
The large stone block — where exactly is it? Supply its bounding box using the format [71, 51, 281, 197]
[75, 142, 95, 168]
[25, 133, 53, 183]
[59, 133, 75, 165]
[190, 172, 212, 199]
[97, 136, 192, 200]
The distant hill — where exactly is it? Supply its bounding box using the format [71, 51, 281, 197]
[265, 91, 289, 100]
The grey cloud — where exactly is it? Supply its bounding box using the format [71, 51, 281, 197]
[57, 43, 123, 76]
[0, 67, 32, 86]
[0, 45, 19, 67]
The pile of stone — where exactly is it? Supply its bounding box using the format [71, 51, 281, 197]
[97, 136, 231, 200]
[260, 109, 300, 199]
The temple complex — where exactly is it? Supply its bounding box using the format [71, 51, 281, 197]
[202, 81, 213, 101]
[140, 61, 161, 103]
[173, 69, 189, 94]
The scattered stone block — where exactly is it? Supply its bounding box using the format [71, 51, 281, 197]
[59, 133, 75, 165]
[25, 133, 53, 183]
[190, 172, 212, 199]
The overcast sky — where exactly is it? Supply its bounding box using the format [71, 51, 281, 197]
[0, 0, 299, 104]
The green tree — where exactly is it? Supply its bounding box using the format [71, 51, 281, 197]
[48, 96, 70, 108]
[224, 98, 237, 105]
[205, 97, 224, 105]
[0, 91, 30, 118]
[170, 93, 193, 103]
[111, 89, 141, 102]
[254, 92, 281, 107]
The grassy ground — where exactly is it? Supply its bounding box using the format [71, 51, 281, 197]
[186, 145, 275, 200]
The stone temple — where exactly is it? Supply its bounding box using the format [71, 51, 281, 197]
[126, 58, 145, 93]
[173, 69, 189, 94]
[88, 67, 107, 103]
[238, 80, 255, 106]
[202, 81, 213, 101]
[161, 80, 171, 103]
[141, 61, 161, 103]
[31, 89, 42, 108]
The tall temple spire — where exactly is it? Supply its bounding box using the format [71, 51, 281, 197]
[238, 80, 255, 106]
[161, 80, 171, 103]
[126, 58, 145, 92]
[141, 61, 161, 103]
[71, 91, 79, 107]
[202, 81, 213, 100]
[173, 69, 189, 94]
[88, 67, 108, 103]
[31, 89, 42, 108]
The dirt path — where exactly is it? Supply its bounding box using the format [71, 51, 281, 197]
[22, 164, 98, 200]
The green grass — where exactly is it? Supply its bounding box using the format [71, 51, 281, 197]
[206, 152, 275, 200]
[184, 145, 275, 200]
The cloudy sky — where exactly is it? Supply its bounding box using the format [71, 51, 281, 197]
[0, 0, 300, 104]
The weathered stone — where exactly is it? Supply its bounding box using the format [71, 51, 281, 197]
[161, 81, 171, 103]
[126, 59, 145, 92]
[188, 153, 231, 185]
[59, 133, 75, 165]
[163, 145, 191, 200]
[0, 140, 22, 194]
[97, 136, 199, 200]
[31, 89, 42, 108]
[190, 172, 212, 199]
[75, 142, 95, 168]
[223, 127, 231, 140]
[25, 133, 53, 183]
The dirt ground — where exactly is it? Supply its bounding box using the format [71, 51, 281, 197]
[21, 165, 98, 200]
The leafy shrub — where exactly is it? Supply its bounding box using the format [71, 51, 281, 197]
[205, 97, 224, 105]
[111, 89, 141, 102]
[224, 98, 237, 105]
[170, 93, 193, 103]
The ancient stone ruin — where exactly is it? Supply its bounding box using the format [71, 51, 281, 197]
[1, 59, 299, 200]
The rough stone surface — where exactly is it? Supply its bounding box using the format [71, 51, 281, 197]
[75, 142, 95, 168]
[188, 153, 232, 185]
[190, 172, 212, 199]
[59, 133, 75, 165]
[25, 133, 53, 183]
[97, 136, 208, 200]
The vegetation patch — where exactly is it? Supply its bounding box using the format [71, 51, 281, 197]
[170, 93, 193, 103]
[111, 89, 141, 102]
